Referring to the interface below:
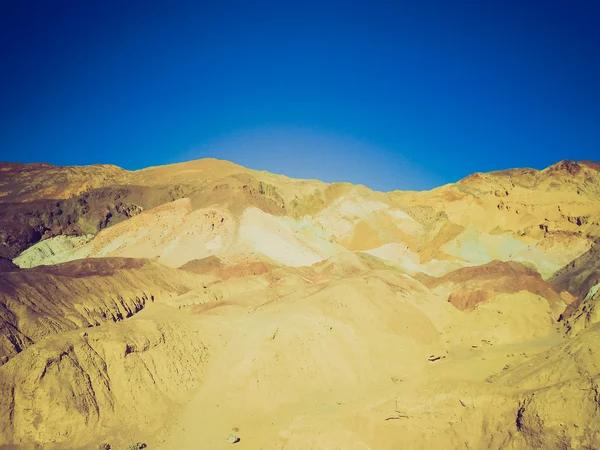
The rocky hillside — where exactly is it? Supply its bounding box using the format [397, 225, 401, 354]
[4, 159, 600, 276]
[0, 158, 599, 449]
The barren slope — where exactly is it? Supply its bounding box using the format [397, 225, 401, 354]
[0, 258, 214, 365]
[1, 158, 599, 450]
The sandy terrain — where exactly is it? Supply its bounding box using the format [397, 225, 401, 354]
[0, 158, 600, 449]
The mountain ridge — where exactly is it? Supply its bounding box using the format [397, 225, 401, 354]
[1, 157, 600, 449]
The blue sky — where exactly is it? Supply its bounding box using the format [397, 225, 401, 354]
[1, 1, 598, 191]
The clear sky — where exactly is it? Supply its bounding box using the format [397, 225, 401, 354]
[1, 1, 598, 191]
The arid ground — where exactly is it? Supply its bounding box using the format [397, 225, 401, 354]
[1, 158, 600, 449]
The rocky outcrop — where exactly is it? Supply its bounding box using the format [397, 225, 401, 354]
[0, 257, 18, 272]
[13, 234, 93, 268]
[0, 258, 208, 365]
[551, 240, 600, 300]
[0, 317, 210, 448]
[421, 260, 573, 311]
[1, 158, 600, 449]
[0, 184, 187, 259]
[500, 323, 600, 449]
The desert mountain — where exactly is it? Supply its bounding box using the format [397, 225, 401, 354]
[1, 158, 600, 449]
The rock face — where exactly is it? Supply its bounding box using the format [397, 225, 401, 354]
[13, 234, 94, 268]
[0, 183, 185, 259]
[0, 258, 212, 365]
[499, 322, 600, 449]
[0, 257, 18, 272]
[0, 158, 600, 449]
[1, 159, 597, 280]
[0, 316, 210, 448]
[420, 260, 574, 312]
[550, 239, 600, 300]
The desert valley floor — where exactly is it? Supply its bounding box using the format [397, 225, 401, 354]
[1, 158, 600, 449]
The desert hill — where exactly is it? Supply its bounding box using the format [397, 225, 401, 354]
[0, 158, 600, 449]
[5, 159, 599, 275]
